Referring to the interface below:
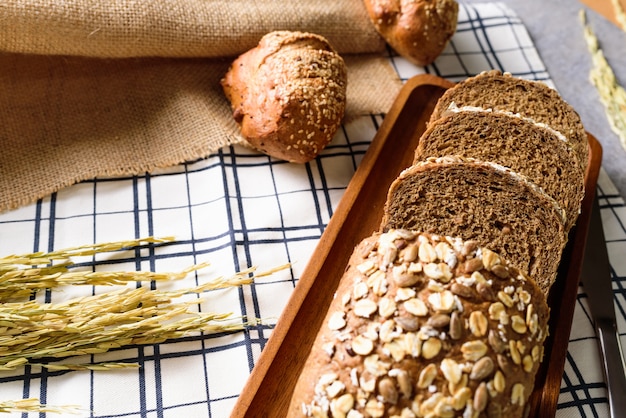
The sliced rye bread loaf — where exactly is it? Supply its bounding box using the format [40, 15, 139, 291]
[429, 70, 589, 170]
[380, 156, 567, 295]
[414, 107, 585, 232]
[289, 229, 550, 418]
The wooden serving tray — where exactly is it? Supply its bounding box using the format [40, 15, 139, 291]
[231, 74, 603, 418]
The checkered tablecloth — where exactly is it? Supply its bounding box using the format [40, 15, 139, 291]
[0, 2, 624, 417]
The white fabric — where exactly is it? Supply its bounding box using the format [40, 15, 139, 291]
[0, 3, 623, 417]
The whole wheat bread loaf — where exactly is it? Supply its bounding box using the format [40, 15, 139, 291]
[414, 107, 585, 231]
[380, 156, 567, 295]
[288, 72, 586, 417]
[288, 229, 550, 417]
[429, 70, 589, 170]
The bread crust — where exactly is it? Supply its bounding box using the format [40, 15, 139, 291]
[363, 0, 459, 66]
[288, 229, 549, 417]
[221, 31, 347, 163]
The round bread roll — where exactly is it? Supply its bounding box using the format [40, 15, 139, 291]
[363, 0, 459, 66]
[288, 229, 550, 417]
[221, 31, 348, 163]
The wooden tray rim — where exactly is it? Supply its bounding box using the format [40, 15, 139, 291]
[231, 73, 603, 418]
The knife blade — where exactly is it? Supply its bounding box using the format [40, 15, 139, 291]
[581, 191, 626, 418]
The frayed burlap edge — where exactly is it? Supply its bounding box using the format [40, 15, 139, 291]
[1, 53, 401, 213]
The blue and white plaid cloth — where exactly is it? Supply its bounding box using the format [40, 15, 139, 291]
[0, 2, 624, 417]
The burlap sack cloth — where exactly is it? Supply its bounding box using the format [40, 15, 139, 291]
[0, 0, 403, 213]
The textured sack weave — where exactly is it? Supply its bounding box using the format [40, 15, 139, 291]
[0, 0, 385, 58]
[0, 0, 402, 212]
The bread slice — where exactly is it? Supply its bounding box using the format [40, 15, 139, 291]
[380, 156, 567, 295]
[288, 229, 550, 417]
[429, 70, 589, 170]
[414, 107, 585, 231]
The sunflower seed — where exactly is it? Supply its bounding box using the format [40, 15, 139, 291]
[395, 315, 419, 332]
[450, 282, 476, 299]
[427, 313, 451, 328]
[461, 240, 479, 256]
[488, 329, 506, 353]
[378, 377, 398, 404]
[393, 271, 420, 288]
[473, 382, 488, 412]
[493, 370, 506, 393]
[476, 281, 496, 301]
[449, 311, 463, 340]
[470, 357, 495, 380]
[401, 243, 419, 262]
[462, 257, 484, 274]
[491, 264, 510, 279]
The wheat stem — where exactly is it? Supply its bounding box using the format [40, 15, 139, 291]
[0, 237, 284, 414]
[0, 398, 83, 414]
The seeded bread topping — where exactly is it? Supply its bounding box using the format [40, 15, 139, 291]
[429, 70, 589, 170]
[413, 109, 585, 231]
[221, 31, 348, 163]
[381, 156, 567, 295]
[288, 230, 549, 417]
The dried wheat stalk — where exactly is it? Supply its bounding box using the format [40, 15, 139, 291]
[0, 398, 82, 414]
[0, 237, 286, 412]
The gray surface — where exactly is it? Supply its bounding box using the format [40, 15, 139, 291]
[468, 0, 626, 199]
